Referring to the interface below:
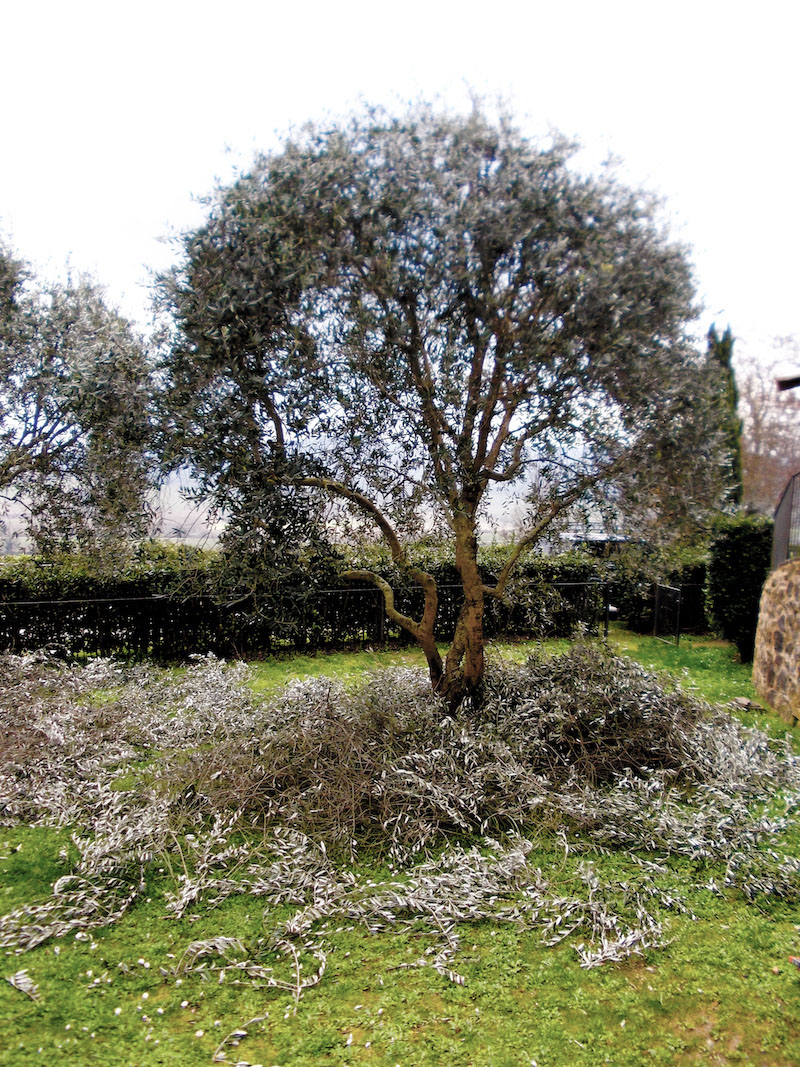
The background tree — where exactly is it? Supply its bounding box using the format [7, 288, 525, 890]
[707, 324, 743, 504]
[159, 105, 729, 706]
[736, 341, 800, 514]
[0, 240, 153, 553]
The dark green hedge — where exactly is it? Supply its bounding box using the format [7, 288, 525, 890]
[706, 513, 773, 662]
[2, 527, 770, 662]
[0, 544, 609, 659]
[608, 548, 709, 635]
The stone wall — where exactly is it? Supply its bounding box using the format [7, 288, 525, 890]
[753, 558, 800, 723]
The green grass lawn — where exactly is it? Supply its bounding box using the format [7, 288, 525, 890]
[2, 632, 799, 1066]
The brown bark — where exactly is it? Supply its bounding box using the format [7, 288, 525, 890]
[342, 567, 444, 689]
[439, 512, 485, 709]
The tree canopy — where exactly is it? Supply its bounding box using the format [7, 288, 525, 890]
[159, 105, 730, 704]
[0, 241, 153, 553]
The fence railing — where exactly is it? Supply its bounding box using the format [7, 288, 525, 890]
[0, 581, 614, 660]
[772, 472, 800, 570]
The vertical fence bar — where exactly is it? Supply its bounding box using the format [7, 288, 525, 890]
[652, 583, 660, 639]
[653, 583, 681, 646]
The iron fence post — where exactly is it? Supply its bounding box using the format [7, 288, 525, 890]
[653, 582, 660, 638]
[377, 589, 385, 645]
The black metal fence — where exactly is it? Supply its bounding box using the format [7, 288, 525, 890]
[0, 581, 614, 661]
[653, 584, 682, 645]
[772, 472, 800, 570]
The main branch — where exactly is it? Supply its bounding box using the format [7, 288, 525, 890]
[296, 475, 443, 686]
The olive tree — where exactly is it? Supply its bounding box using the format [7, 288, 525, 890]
[0, 242, 153, 552]
[159, 106, 728, 705]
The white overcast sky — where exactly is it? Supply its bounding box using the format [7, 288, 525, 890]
[2, 0, 799, 368]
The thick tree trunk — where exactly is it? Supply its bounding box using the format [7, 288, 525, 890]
[420, 631, 444, 690]
[439, 514, 485, 710]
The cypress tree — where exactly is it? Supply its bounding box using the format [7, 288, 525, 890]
[708, 324, 744, 505]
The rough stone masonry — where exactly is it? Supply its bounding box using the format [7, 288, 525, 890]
[753, 558, 800, 723]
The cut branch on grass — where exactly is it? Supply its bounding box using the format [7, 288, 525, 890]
[1, 641, 800, 1045]
[5, 969, 40, 1000]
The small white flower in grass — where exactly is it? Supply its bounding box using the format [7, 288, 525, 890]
[141, 992, 149, 1000]
[194, 1029, 204, 1038]
[114, 1008, 122, 1016]
[181, 1000, 189, 1008]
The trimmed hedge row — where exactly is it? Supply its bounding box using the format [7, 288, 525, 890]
[0, 546, 609, 659]
[0, 518, 774, 662]
[609, 553, 709, 636]
[706, 513, 773, 662]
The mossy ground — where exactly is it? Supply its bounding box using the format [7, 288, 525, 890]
[2, 631, 800, 1066]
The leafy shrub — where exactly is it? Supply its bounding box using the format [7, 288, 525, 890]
[0, 544, 608, 657]
[607, 544, 709, 634]
[349, 543, 606, 640]
[706, 513, 773, 662]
